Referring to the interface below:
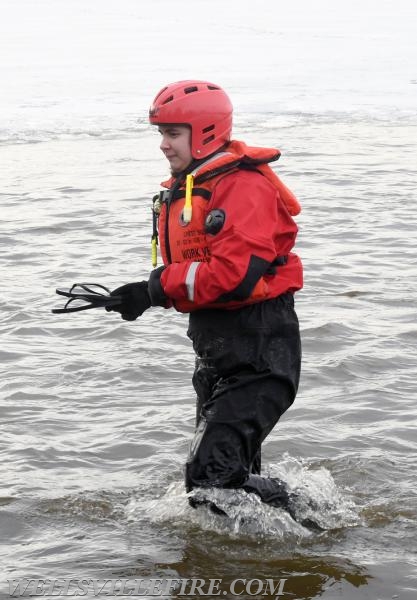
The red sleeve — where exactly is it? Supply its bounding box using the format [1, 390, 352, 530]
[160, 169, 298, 305]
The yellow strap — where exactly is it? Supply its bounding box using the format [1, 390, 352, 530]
[183, 174, 194, 224]
[151, 237, 158, 267]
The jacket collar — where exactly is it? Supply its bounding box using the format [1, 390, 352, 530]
[161, 140, 280, 188]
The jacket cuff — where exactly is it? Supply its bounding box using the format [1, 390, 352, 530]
[148, 266, 168, 306]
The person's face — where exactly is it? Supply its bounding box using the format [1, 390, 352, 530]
[158, 125, 193, 174]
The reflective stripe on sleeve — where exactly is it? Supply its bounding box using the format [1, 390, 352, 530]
[185, 262, 201, 302]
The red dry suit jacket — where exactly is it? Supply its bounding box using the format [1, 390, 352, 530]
[154, 140, 303, 313]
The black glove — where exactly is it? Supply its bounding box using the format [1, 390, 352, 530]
[106, 281, 151, 321]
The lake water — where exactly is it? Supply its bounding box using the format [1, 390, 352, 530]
[1, 1, 417, 599]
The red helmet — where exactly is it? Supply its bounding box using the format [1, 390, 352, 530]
[149, 80, 233, 159]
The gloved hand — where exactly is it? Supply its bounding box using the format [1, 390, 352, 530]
[106, 281, 151, 321]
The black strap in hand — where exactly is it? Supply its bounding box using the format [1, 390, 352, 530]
[52, 283, 123, 314]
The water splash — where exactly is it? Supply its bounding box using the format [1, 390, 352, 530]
[126, 455, 360, 539]
[269, 453, 360, 530]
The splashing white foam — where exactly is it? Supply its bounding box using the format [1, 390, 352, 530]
[269, 453, 360, 530]
[125, 454, 360, 537]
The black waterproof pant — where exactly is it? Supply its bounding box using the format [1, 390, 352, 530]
[185, 293, 301, 511]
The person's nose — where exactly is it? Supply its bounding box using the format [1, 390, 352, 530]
[160, 134, 170, 153]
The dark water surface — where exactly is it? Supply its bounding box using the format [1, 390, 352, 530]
[2, 1, 417, 599]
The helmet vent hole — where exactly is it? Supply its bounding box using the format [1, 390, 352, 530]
[207, 85, 220, 90]
[184, 86, 198, 94]
[162, 95, 174, 104]
[202, 125, 215, 133]
[203, 134, 215, 145]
